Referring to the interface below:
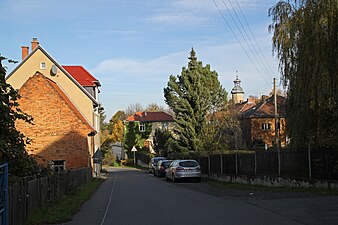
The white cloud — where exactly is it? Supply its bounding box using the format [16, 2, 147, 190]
[146, 0, 263, 25]
[91, 51, 187, 80]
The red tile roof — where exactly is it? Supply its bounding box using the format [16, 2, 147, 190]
[126, 111, 174, 122]
[63, 66, 100, 87]
[242, 95, 286, 118]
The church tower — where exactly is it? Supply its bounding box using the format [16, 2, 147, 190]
[231, 76, 244, 104]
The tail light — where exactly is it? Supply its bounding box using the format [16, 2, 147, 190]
[196, 167, 201, 171]
[176, 167, 184, 171]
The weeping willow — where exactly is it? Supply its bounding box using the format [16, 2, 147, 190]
[269, 0, 338, 148]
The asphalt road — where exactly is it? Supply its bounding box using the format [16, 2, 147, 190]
[59, 167, 338, 225]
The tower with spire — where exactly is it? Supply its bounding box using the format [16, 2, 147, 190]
[231, 75, 244, 104]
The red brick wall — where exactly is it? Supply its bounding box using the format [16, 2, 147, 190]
[15, 73, 92, 169]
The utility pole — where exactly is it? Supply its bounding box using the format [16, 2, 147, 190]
[274, 78, 280, 176]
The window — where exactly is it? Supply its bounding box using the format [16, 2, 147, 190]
[40, 62, 46, 70]
[139, 123, 145, 132]
[261, 123, 271, 130]
[162, 122, 169, 129]
[52, 160, 66, 173]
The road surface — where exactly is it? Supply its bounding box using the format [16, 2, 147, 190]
[59, 167, 338, 225]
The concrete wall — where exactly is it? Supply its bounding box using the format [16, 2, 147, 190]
[205, 173, 338, 190]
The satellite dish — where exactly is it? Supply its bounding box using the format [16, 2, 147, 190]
[50, 65, 58, 76]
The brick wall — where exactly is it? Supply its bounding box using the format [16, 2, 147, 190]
[250, 117, 287, 148]
[15, 72, 93, 169]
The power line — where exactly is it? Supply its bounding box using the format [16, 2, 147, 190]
[224, 0, 272, 82]
[211, 0, 270, 87]
[234, 0, 277, 76]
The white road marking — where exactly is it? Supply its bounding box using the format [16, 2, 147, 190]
[100, 172, 116, 225]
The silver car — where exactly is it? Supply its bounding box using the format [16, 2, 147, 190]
[165, 159, 201, 182]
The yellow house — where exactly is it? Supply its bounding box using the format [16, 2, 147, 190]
[6, 38, 101, 175]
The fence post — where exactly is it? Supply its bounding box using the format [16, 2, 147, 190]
[254, 152, 257, 175]
[4, 164, 8, 225]
[235, 153, 238, 175]
[220, 154, 223, 174]
[278, 148, 281, 176]
[208, 155, 211, 175]
[308, 144, 312, 178]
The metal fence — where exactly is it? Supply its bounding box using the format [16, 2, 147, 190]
[138, 147, 338, 181]
[8, 167, 92, 225]
[0, 164, 8, 225]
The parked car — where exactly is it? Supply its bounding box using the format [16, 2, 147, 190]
[165, 159, 201, 182]
[148, 157, 166, 174]
[154, 160, 173, 177]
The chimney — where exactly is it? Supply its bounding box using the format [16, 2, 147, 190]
[247, 97, 255, 103]
[21, 46, 29, 60]
[31, 38, 39, 50]
[261, 95, 268, 102]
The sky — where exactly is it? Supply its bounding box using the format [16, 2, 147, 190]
[0, 0, 280, 120]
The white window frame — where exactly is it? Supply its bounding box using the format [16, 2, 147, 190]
[139, 123, 145, 132]
[262, 123, 271, 131]
[40, 62, 46, 70]
[51, 160, 66, 173]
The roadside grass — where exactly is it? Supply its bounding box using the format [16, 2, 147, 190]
[207, 179, 338, 196]
[25, 178, 104, 225]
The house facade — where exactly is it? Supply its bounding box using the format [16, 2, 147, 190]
[6, 38, 101, 172]
[241, 95, 287, 149]
[124, 111, 174, 154]
[230, 76, 287, 149]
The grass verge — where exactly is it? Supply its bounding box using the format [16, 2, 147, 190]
[25, 178, 104, 225]
[207, 179, 338, 196]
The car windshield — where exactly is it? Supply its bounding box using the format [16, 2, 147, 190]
[154, 158, 165, 163]
[179, 161, 198, 167]
[162, 161, 172, 167]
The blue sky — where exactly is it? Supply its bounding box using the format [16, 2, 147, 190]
[1, 0, 280, 120]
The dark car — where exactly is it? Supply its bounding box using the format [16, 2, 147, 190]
[148, 157, 166, 174]
[154, 160, 173, 177]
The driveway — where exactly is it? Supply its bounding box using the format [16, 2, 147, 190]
[59, 167, 338, 225]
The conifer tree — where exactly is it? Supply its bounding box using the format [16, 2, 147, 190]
[164, 49, 227, 152]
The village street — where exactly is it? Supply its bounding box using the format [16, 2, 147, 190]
[58, 167, 338, 225]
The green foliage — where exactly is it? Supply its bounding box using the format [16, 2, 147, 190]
[124, 121, 152, 157]
[101, 110, 126, 158]
[153, 128, 172, 156]
[25, 178, 103, 225]
[201, 107, 242, 153]
[102, 150, 116, 166]
[164, 49, 227, 152]
[269, 0, 338, 148]
[0, 55, 40, 179]
[108, 110, 126, 133]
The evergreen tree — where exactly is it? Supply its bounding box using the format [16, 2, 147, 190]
[269, 0, 338, 148]
[164, 49, 227, 152]
[153, 128, 172, 156]
[0, 55, 39, 179]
